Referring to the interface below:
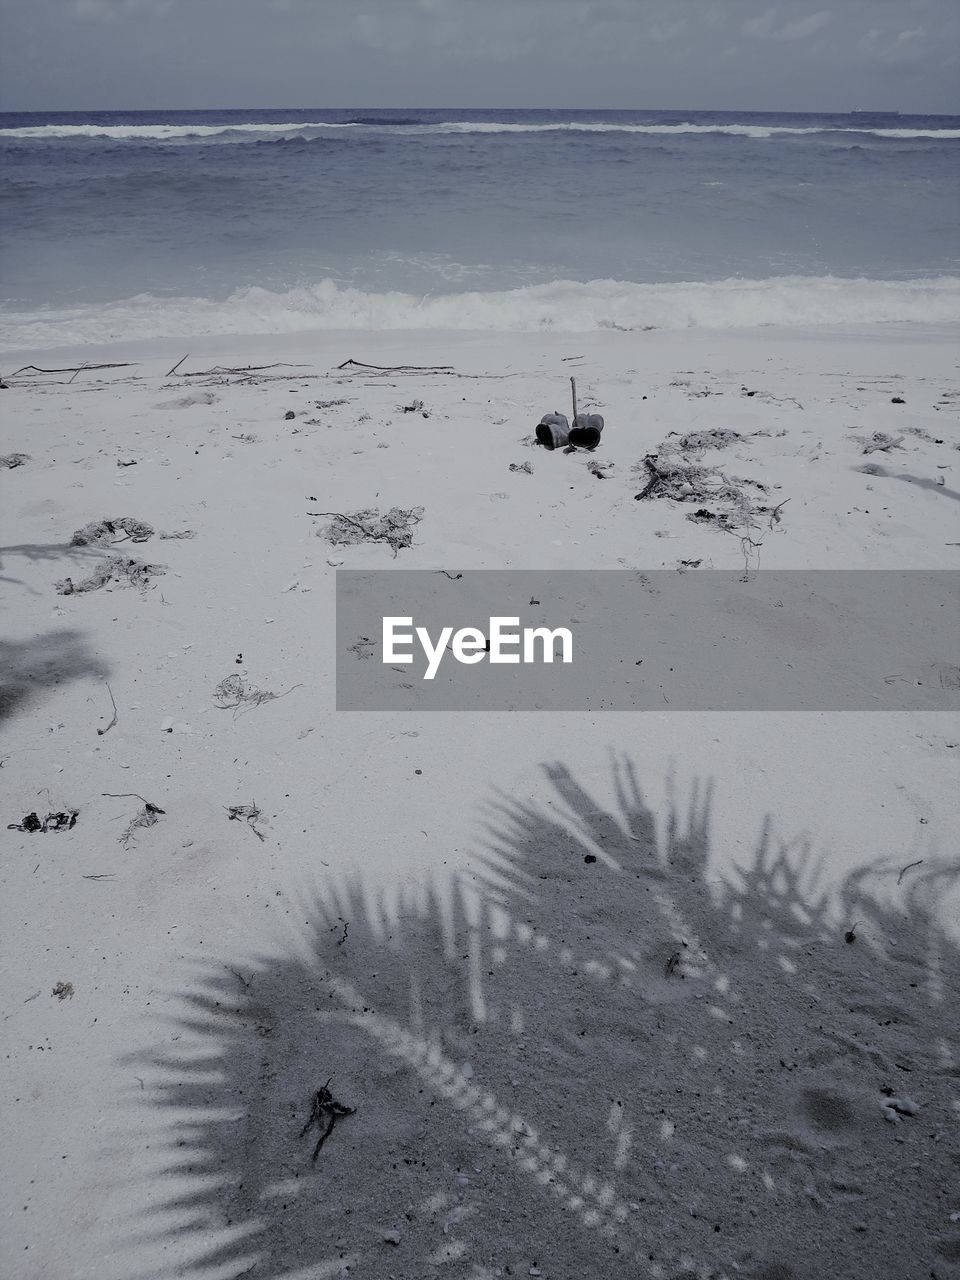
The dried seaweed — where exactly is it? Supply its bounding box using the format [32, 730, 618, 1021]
[55, 556, 166, 594]
[214, 675, 277, 711]
[227, 802, 266, 842]
[0, 452, 30, 469]
[316, 506, 424, 555]
[71, 517, 155, 546]
[634, 443, 771, 531]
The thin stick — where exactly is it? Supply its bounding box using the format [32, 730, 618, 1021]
[166, 354, 189, 377]
[4, 363, 134, 378]
[336, 358, 454, 374]
[570, 376, 579, 422]
[897, 859, 924, 885]
[97, 683, 118, 736]
[102, 792, 150, 804]
[182, 363, 307, 377]
[67, 363, 88, 385]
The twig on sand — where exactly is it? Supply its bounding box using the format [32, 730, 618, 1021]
[336, 358, 454, 374]
[166, 354, 189, 377]
[97, 683, 118, 736]
[299, 1078, 356, 1161]
[897, 859, 924, 885]
[570, 376, 579, 421]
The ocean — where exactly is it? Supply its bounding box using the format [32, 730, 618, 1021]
[1, 107, 959, 350]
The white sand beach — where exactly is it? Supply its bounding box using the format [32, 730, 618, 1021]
[2, 323, 959, 1280]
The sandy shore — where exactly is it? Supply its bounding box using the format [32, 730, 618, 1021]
[1, 324, 959, 1280]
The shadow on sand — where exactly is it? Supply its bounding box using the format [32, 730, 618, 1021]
[0, 630, 108, 723]
[123, 759, 959, 1280]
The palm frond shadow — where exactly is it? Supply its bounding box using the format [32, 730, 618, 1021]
[123, 759, 960, 1280]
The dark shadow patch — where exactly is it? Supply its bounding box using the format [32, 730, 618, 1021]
[0, 630, 108, 722]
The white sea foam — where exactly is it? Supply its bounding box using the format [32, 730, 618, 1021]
[2, 121, 958, 142]
[3, 276, 959, 351]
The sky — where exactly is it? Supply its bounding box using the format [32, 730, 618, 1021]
[1, 0, 958, 114]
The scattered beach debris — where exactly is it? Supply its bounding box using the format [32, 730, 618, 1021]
[231, 432, 259, 444]
[159, 528, 196, 540]
[382, 1228, 402, 1247]
[509, 461, 534, 474]
[400, 398, 429, 416]
[51, 982, 74, 1000]
[8, 809, 78, 833]
[891, 396, 905, 404]
[97, 683, 118, 736]
[854, 432, 905, 454]
[71, 517, 155, 547]
[116, 458, 138, 467]
[284, 410, 296, 420]
[316, 506, 424, 555]
[56, 556, 166, 594]
[227, 802, 266, 842]
[104, 792, 166, 847]
[0, 452, 30, 469]
[299, 1078, 356, 1161]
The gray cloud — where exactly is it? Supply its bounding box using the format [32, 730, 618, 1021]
[1, 0, 957, 111]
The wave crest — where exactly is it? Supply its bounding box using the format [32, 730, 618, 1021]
[3, 120, 958, 143]
[3, 275, 959, 351]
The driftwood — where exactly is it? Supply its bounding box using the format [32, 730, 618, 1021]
[181, 363, 309, 377]
[5, 363, 134, 379]
[337, 358, 454, 374]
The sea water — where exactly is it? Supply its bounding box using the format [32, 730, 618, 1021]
[1, 107, 958, 349]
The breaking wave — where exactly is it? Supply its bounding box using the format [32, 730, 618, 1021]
[3, 275, 959, 351]
[3, 121, 959, 143]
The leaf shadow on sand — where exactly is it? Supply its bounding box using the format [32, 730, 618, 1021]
[120, 758, 959, 1280]
[0, 630, 109, 723]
